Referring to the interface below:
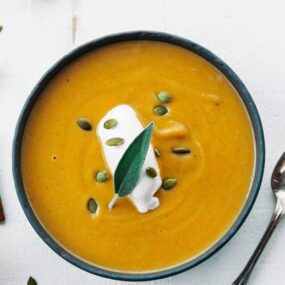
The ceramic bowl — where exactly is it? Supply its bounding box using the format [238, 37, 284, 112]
[13, 31, 265, 281]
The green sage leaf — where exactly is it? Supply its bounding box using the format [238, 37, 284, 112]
[114, 122, 154, 197]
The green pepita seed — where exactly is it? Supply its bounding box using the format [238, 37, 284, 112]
[77, 118, 92, 131]
[96, 170, 109, 182]
[87, 198, 98, 214]
[106, 137, 124, 146]
[104, 118, 118, 129]
[162, 178, 177, 190]
[146, 167, 157, 178]
[27, 276, 37, 285]
[0, 26, 3, 33]
[154, 148, 160, 158]
[172, 147, 191, 155]
[153, 105, 168, 116]
[157, 91, 172, 103]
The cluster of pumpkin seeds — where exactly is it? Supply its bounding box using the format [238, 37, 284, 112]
[91, 118, 123, 213]
[103, 118, 125, 147]
[77, 91, 192, 209]
[153, 91, 172, 116]
[152, 91, 192, 191]
[77, 117, 121, 215]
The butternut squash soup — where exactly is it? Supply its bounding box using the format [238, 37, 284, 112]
[21, 41, 255, 272]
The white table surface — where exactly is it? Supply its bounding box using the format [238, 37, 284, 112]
[1, 1, 285, 284]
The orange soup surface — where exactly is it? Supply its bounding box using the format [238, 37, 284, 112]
[22, 41, 254, 272]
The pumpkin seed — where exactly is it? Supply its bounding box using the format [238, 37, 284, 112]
[96, 170, 109, 182]
[162, 178, 177, 190]
[146, 167, 157, 178]
[87, 198, 98, 214]
[104, 118, 118, 129]
[0, 26, 3, 33]
[157, 91, 172, 103]
[27, 277, 37, 285]
[106, 137, 124, 146]
[153, 105, 168, 116]
[154, 148, 160, 158]
[77, 118, 92, 131]
[172, 147, 191, 155]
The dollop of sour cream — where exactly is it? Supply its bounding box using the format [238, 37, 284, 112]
[97, 104, 161, 213]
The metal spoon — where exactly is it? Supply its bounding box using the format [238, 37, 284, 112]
[233, 152, 285, 285]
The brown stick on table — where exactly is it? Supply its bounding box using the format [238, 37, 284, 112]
[0, 198, 5, 222]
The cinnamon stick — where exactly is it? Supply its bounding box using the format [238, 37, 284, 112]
[0, 198, 5, 222]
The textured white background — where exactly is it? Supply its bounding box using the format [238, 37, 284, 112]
[1, 1, 285, 284]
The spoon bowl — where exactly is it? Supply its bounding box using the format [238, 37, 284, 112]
[271, 152, 285, 192]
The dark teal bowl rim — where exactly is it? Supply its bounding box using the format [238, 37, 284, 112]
[12, 31, 265, 281]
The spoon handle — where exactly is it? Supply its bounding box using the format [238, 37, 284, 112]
[232, 200, 283, 285]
